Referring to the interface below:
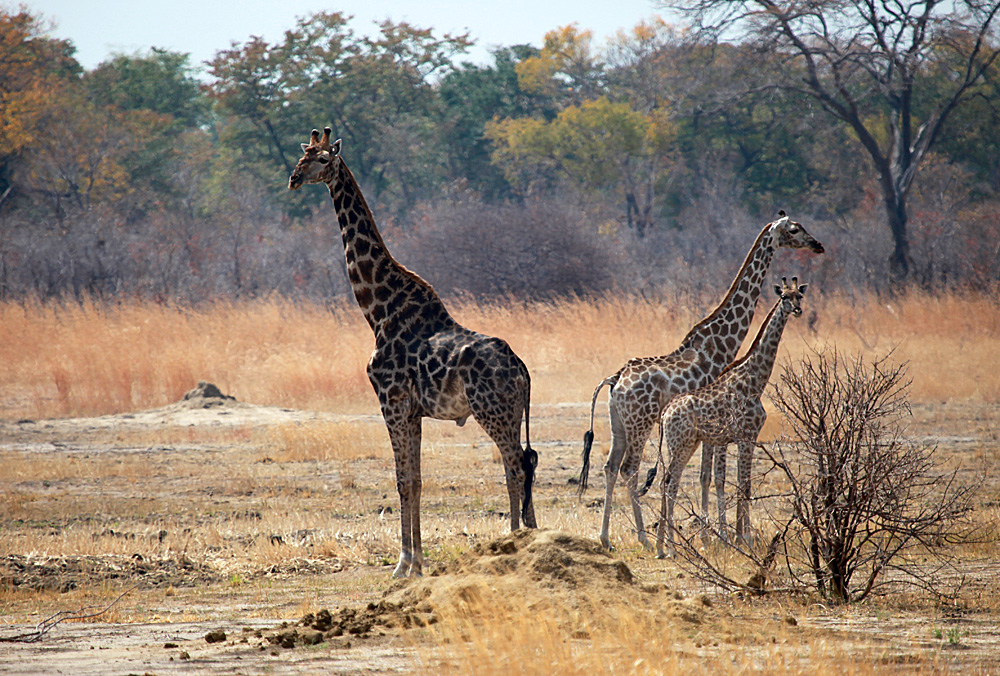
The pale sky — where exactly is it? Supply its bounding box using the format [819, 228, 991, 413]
[23, 0, 670, 74]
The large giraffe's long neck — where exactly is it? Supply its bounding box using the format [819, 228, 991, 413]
[328, 161, 451, 335]
[679, 225, 775, 368]
[725, 299, 791, 396]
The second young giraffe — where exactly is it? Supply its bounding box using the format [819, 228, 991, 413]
[579, 214, 823, 550]
[289, 129, 537, 577]
[655, 277, 808, 558]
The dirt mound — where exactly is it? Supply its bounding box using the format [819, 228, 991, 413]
[1, 554, 220, 592]
[261, 529, 713, 650]
[179, 381, 237, 409]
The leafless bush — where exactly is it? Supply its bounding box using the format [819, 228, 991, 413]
[393, 194, 624, 299]
[764, 349, 977, 603]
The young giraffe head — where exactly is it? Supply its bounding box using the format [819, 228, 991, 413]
[773, 275, 808, 316]
[288, 127, 341, 190]
[770, 211, 825, 254]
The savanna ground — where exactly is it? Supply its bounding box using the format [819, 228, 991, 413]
[1, 292, 999, 675]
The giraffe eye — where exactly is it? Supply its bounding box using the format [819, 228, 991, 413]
[317, 156, 330, 165]
[789, 225, 799, 233]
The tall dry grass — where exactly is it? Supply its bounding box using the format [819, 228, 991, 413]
[1, 290, 997, 421]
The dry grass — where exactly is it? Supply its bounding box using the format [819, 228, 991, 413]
[3, 291, 996, 422]
[416, 588, 945, 676]
[264, 420, 389, 463]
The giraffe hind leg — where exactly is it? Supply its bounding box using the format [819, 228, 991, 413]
[466, 389, 532, 532]
[599, 400, 628, 550]
[619, 429, 655, 551]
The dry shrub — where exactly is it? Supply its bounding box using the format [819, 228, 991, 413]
[767, 349, 977, 603]
[394, 197, 622, 299]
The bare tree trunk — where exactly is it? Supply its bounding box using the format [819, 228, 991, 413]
[884, 189, 912, 284]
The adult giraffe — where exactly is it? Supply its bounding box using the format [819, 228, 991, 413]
[579, 213, 823, 550]
[289, 128, 537, 577]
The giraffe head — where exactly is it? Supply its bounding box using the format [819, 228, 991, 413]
[769, 211, 825, 254]
[288, 127, 342, 190]
[773, 276, 808, 316]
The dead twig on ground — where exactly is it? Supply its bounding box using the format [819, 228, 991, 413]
[0, 583, 139, 643]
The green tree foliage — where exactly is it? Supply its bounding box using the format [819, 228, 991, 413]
[83, 49, 211, 215]
[437, 45, 552, 199]
[487, 97, 674, 237]
[84, 48, 208, 129]
[206, 11, 471, 216]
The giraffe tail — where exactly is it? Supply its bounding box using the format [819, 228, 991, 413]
[578, 374, 616, 496]
[521, 373, 537, 526]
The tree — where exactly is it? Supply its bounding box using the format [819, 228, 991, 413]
[206, 11, 471, 216]
[0, 8, 80, 208]
[83, 49, 211, 215]
[675, 0, 1000, 284]
[85, 48, 208, 130]
[438, 45, 553, 198]
[515, 24, 605, 107]
[486, 97, 674, 237]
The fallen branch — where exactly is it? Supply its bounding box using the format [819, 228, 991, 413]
[0, 583, 139, 643]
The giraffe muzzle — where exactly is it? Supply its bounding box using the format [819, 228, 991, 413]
[288, 174, 303, 190]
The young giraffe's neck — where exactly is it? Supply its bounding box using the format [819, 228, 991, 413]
[679, 224, 776, 367]
[327, 161, 452, 335]
[721, 299, 791, 396]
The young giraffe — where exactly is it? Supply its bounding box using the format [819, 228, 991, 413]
[655, 277, 808, 558]
[580, 214, 823, 550]
[289, 129, 537, 577]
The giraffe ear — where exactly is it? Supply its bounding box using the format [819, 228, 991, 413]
[300, 143, 310, 152]
[798, 283, 809, 295]
[332, 138, 342, 156]
[774, 284, 782, 297]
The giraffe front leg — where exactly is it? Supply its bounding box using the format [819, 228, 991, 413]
[384, 414, 423, 578]
[699, 442, 714, 547]
[735, 440, 753, 549]
[713, 444, 730, 545]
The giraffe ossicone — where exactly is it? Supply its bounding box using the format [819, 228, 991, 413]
[656, 276, 809, 558]
[579, 213, 823, 551]
[289, 128, 537, 578]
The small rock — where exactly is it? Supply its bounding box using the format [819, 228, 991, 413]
[312, 609, 333, 631]
[205, 629, 227, 644]
[163, 642, 178, 649]
[300, 629, 324, 645]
